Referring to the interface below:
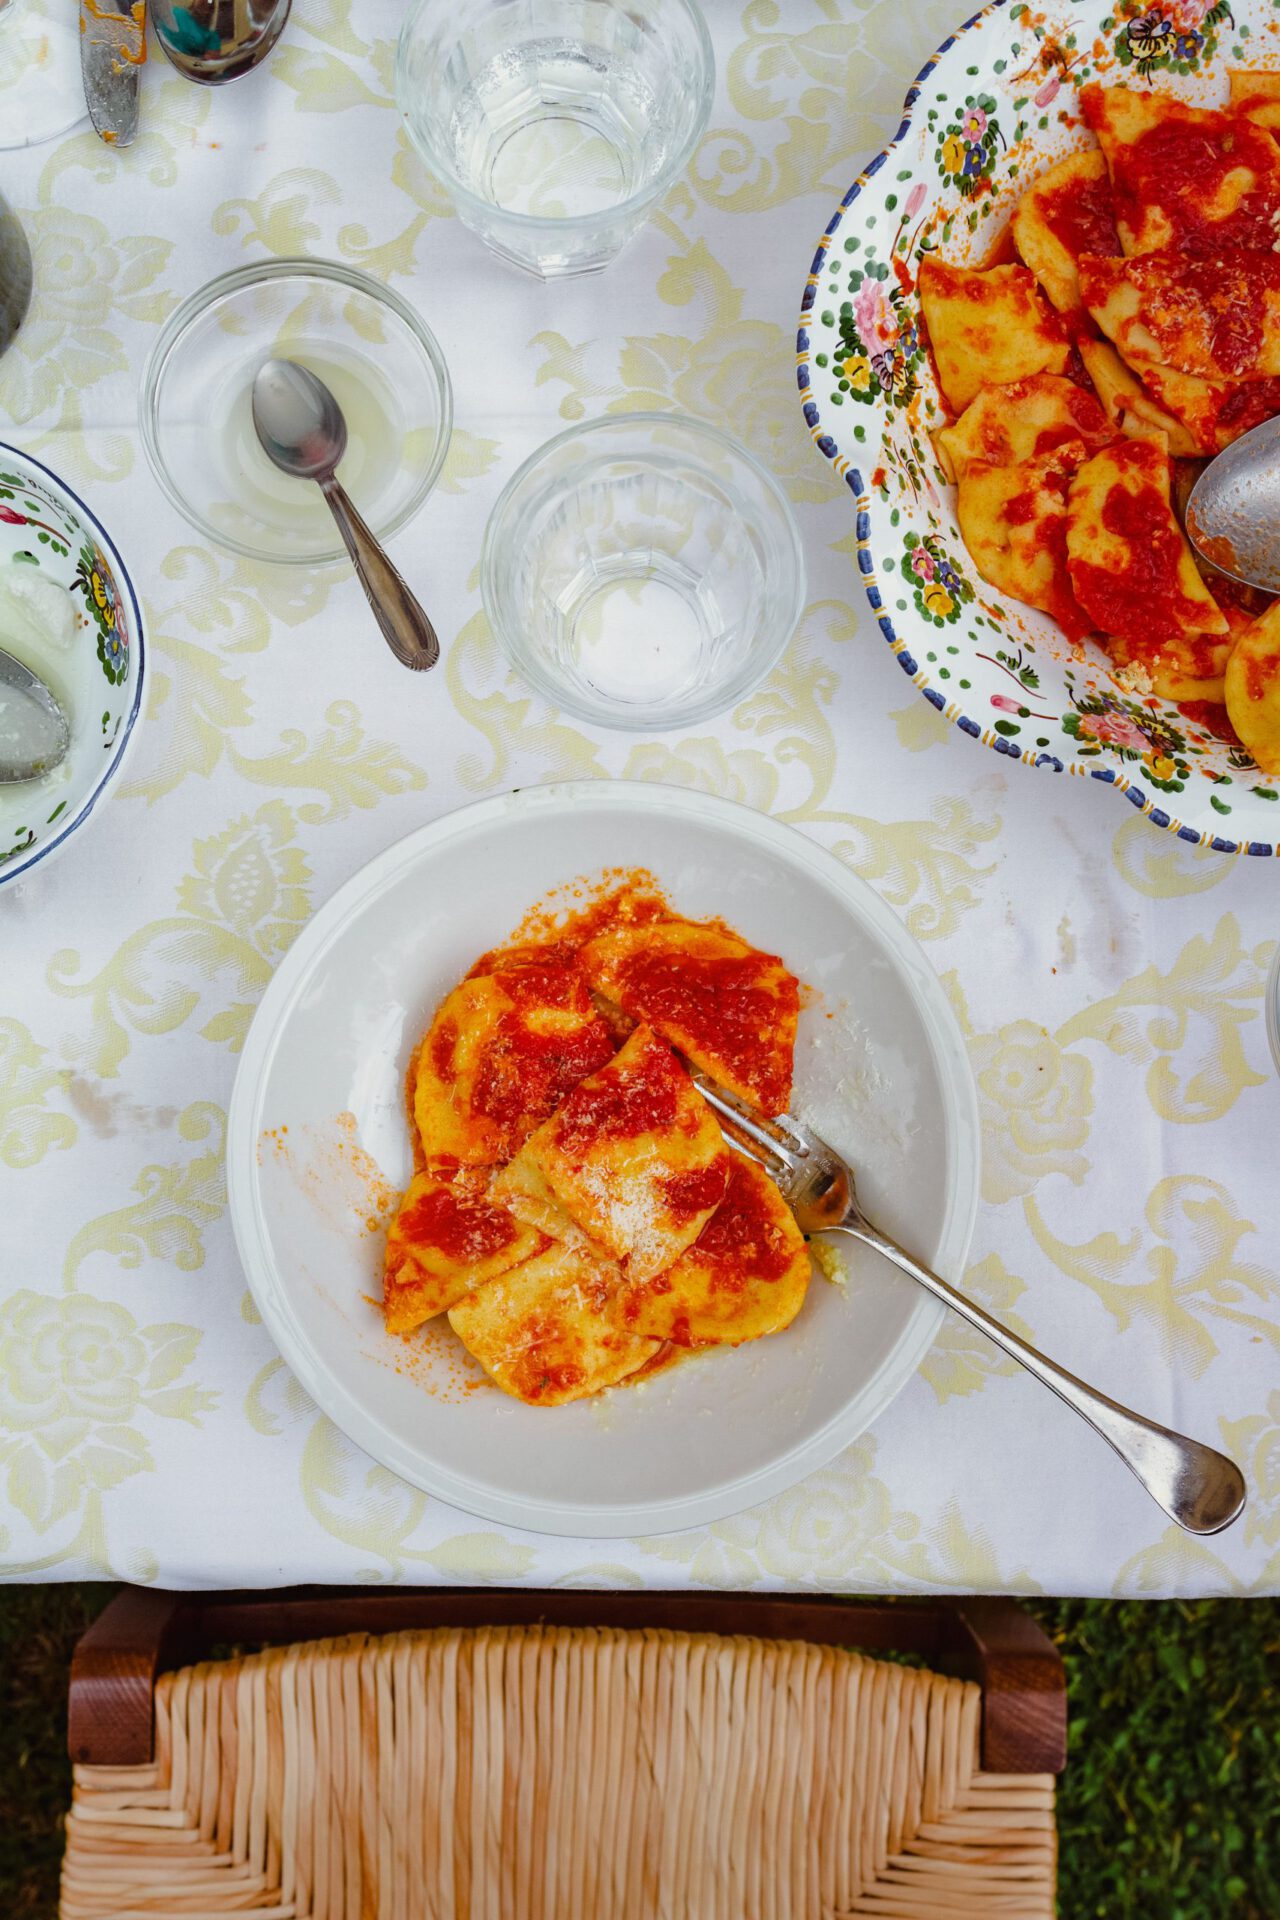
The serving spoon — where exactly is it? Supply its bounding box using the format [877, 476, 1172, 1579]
[0, 645, 70, 784]
[251, 358, 440, 673]
[1186, 415, 1280, 593]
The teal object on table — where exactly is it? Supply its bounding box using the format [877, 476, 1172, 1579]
[156, 6, 221, 54]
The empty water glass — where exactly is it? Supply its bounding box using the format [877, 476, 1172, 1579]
[481, 413, 805, 730]
[396, 0, 714, 278]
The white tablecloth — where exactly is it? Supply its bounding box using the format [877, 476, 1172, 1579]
[3, 0, 1278, 1596]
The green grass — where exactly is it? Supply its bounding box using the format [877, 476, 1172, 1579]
[0, 1587, 1276, 1916]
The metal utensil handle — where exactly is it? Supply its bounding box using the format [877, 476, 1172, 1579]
[833, 1214, 1246, 1536]
[319, 475, 439, 672]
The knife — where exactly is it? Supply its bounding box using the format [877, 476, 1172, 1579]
[80, 0, 147, 147]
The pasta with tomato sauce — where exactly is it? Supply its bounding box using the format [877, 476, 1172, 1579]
[924, 72, 1280, 770]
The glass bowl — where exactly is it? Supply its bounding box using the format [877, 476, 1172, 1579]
[481, 413, 804, 731]
[140, 259, 452, 566]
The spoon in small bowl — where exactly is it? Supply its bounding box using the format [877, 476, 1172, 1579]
[251, 358, 440, 673]
[0, 646, 70, 785]
[1186, 415, 1280, 593]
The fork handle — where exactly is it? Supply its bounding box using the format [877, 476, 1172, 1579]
[831, 1218, 1245, 1536]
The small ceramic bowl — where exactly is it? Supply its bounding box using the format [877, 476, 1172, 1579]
[140, 259, 453, 566]
[0, 441, 145, 889]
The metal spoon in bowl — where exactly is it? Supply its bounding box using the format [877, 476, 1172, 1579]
[1186, 415, 1280, 593]
[252, 358, 440, 673]
[0, 646, 69, 784]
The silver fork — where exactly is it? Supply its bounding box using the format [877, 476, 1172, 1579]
[689, 1068, 1246, 1537]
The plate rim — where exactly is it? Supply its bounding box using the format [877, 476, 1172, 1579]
[226, 780, 981, 1538]
[0, 437, 148, 891]
[795, 0, 1280, 861]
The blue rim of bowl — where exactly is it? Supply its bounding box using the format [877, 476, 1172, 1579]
[0, 439, 147, 890]
[795, 0, 1279, 861]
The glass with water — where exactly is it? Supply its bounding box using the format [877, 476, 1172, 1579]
[396, 0, 714, 278]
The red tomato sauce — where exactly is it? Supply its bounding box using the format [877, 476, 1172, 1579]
[396, 1183, 519, 1264]
[1070, 470, 1210, 643]
[1038, 173, 1121, 259]
[553, 1034, 684, 1152]
[1108, 108, 1280, 253]
[693, 1160, 795, 1289]
[608, 951, 796, 1116]
[1178, 699, 1243, 746]
[471, 1012, 615, 1133]
[662, 1159, 731, 1224]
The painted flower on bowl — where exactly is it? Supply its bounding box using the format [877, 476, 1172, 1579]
[936, 93, 1002, 197]
[832, 268, 925, 410]
[1115, 0, 1227, 72]
[961, 105, 988, 142]
[73, 540, 127, 685]
[853, 279, 898, 357]
[1078, 708, 1150, 752]
[904, 533, 973, 627]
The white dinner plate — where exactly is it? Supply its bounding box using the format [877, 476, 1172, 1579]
[227, 782, 980, 1537]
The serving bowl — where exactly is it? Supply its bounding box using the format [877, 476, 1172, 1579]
[227, 782, 979, 1537]
[798, 0, 1280, 856]
[0, 443, 144, 889]
[140, 259, 452, 566]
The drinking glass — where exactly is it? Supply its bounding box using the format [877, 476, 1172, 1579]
[396, 0, 714, 279]
[481, 413, 805, 731]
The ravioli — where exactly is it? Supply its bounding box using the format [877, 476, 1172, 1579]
[1228, 69, 1280, 134]
[1076, 337, 1201, 457]
[413, 960, 616, 1166]
[580, 918, 799, 1115]
[382, 1169, 542, 1333]
[448, 1243, 659, 1406]
[1012, 148, 1121, 313]
[956, 447, 1095, 643]
[918, 259, 1072, 413]
[1224, 599, 1280, 772]
[1104, 624, 1233, 702]
[1082, 83, 1280, 255]
[935, 374, 1114, 483]
[619, 1156, 810, 1348]
[1080, 249, 1280, 382]
[491, 1023, 731, 1283]
[1065, 438, 1229, 644]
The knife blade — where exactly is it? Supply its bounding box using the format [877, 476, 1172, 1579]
[80, 0, 147, 148]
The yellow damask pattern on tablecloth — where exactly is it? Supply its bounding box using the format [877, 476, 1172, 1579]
[2, 0, 1278, 1595]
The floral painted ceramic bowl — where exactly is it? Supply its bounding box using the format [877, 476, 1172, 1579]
[798, 0, 1280, 855]
[0, 443, 144, 888]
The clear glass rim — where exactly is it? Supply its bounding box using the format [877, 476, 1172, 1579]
[480, 408, 807, 732]
[138, 256, 454, 568]
[394, 0, 715, 235]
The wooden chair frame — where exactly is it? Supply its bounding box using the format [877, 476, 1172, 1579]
[68, 1585, 1066, 1775]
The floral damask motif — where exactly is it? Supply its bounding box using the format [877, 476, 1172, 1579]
[1025, 1175, 1279, 1375]
[0, 209, 175, 427]
[244, 1359, 537, 1580]
[62, 1103, 228, 1288]
[0, 1291, 212, 1540]
[121, 544, 425, 812]
[1110, 813, 1236, 899]
[947, 977, 1094, 1205]
[828, 794, 1001, 942]
[638, 1438, 1035, 1591]
[49, 805, 314, 1075]
[1219, 1392, 1280, 1548]
[534, 231, 829, 504]
[0, 1019, 76, 1171]
[920, 1255, 1036, 1401]
[1055, 914, 1269, 1125]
